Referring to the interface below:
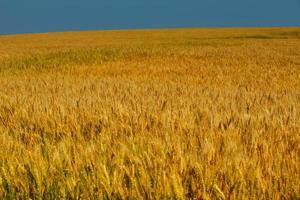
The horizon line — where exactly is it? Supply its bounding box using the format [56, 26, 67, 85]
[1, 25, 300, 37]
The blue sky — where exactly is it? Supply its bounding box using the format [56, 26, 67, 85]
[0, 0, 300, 34]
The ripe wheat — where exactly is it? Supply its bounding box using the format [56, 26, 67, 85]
[0, 28, 299, 199]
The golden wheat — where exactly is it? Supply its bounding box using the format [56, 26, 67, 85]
[0, 28, 299, 199]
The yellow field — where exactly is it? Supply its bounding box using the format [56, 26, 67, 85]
[0, 28, 299, 199]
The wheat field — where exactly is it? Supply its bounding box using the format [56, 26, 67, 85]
[0, 28, 299, 199]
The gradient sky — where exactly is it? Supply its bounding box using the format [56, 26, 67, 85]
[1, 0, 300, 35]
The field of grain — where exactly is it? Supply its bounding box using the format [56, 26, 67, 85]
[0, 28, 299, 199]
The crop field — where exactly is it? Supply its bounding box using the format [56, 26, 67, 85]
[0, 28, 299, 199]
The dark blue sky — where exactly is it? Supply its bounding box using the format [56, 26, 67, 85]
[1, 0, 300, 35]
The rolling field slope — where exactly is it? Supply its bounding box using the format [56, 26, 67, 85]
[0, 28, 300, 199]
